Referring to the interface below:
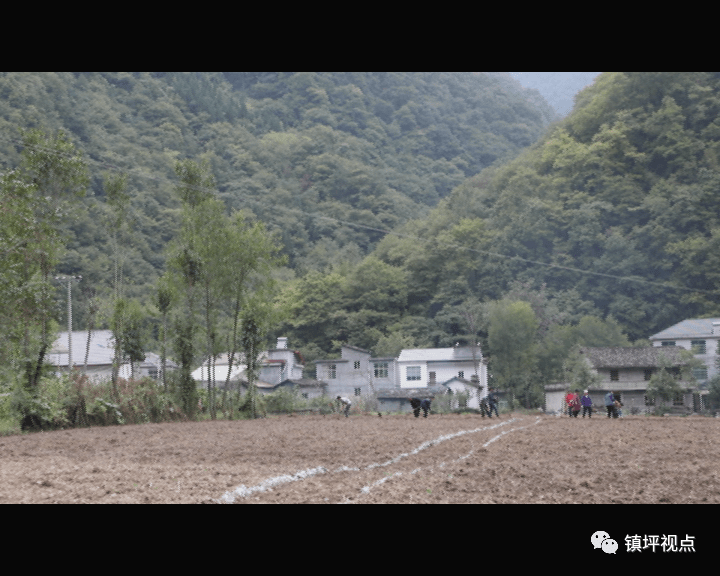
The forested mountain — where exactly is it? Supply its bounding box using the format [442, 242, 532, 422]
[309, 72, 720, 362]
[0, 72, 558, 337]
[5, 71, 720, 406]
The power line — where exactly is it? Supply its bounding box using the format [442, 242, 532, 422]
[1, 132, 716, 297]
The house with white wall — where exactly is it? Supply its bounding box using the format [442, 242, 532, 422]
[48, 330, 176, 381]
[193, 337, 305, 390]
[649, 317, 720, 384]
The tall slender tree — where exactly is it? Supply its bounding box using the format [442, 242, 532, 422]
[103, 172, 130, 392]
[9, 129, 88, 391]
[163, 159, 214, 418]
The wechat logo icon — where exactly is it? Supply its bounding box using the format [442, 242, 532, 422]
[592, 531, 618, 554]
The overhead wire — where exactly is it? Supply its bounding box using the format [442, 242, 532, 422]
[1, 131, 716, 298]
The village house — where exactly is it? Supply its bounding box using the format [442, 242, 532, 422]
[47, 330, 176, 382]
[545, 346, 698, 415]
[315, 343, 489, 413]
[649, 317, 720, 385]
[192, 337, 306, 393]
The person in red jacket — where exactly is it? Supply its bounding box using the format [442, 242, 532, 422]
[565, 390, 577, 417]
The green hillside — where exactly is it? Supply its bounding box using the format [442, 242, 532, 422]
[330, 72, 720, 354]
[0, 72, 557, 334]
[6, 71, 720, 409]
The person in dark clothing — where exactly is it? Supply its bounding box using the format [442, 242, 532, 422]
[480, 395, 490, 417]
[420, 396, 433, 418]
[408, 397, 422, 418]
[604, 391, 617, 418]
[487, 388, 500, 418]
[581, 390, 593, 418]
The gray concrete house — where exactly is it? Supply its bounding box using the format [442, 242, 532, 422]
[545, 346, 698, 415]
[315, 343, 489, 411]
[315, 345, 397, 400]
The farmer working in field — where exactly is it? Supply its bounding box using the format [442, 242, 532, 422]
[408, 397, 422, 418]
[420, 396, 433, 418]
[487, 388, 500, 418]
[480, 393, 491, 417]
[337, 396, 352, 418]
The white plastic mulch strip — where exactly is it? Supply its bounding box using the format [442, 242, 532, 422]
[215, 466, 328, 503]
[356, 416, 542, 498]
[215, 416, 539, 503]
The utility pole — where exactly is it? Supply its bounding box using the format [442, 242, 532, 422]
[54, 275, 82, 372]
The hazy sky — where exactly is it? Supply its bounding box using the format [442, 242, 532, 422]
[509, 72, 602, 117]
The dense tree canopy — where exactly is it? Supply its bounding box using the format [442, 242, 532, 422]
[4, 72, 719, 400]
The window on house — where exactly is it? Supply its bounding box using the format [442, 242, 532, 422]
[693, 366, 708, 381]
[644, 369, 653, 381]
[407, 366, 421, 381]
[610, 369, 619, 381]
[429, 371, 436, 382]
[301, 393, 309, 399]
[354, 388, 362, 396]
[328, 364, 336, 379]
[374, 362, 388, 378]
[458, 371, 464, 379]
[644, 395, 655, 406]
[673, 392, 685, 406]
[354, 360, 361, 370]
[691, 340, 707, 354]
[661, 341, 676, 347]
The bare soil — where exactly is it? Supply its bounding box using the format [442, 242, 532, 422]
[1, 412, 719, 503]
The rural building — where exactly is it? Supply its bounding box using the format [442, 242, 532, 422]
[315, 343, 489, 411]
[544, 346, 699, 415]
[314, 345, 397, 399]
[47, 330, 175, 382]
[193, 337, 305, 390]
[649, 317, 720, 385]
[239, 378, 328, 400]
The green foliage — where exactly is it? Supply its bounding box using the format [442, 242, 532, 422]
[0, 128, 89, 391]
[563, 348, 601, 391]
[264, 386, 301, 413]
[707, 375, 720, 411]
[486, 299, 540, 407]
[4, 372, 187, 433]
[646, 352, 689, 403]
[6, 71, 720, 397]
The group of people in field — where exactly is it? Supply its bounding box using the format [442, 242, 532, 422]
[564, 389, 623, 418]
[335, 387, 502, 419]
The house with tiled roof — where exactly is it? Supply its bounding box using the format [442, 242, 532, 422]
[649, 317, 720, 384]
[545, 346, 699, 415]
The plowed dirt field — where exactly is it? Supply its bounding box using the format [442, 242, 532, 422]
[1, 412, 719, 503]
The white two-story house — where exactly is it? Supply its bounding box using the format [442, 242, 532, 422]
[649, 317, 720, 384]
